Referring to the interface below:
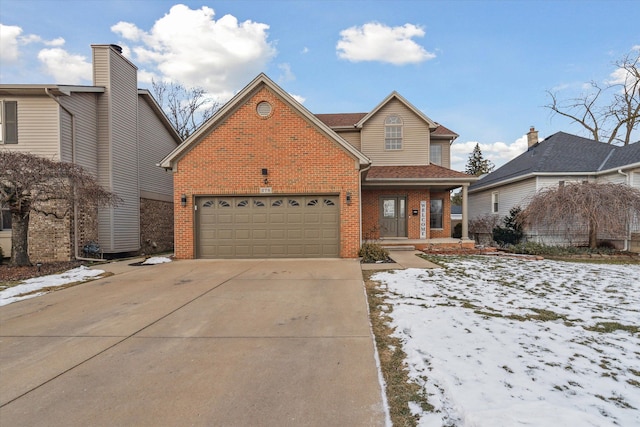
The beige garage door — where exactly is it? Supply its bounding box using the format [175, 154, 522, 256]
[196, 195, 340, 258]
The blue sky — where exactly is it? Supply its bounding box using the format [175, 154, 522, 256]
[1, 0, 638, 171]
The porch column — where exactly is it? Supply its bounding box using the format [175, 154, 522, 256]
[461, 184, 469, 240]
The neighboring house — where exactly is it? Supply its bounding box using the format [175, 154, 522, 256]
[469, 128, 640, 250]
[160, 73, 476, 259]
[0, 44, 181, 261]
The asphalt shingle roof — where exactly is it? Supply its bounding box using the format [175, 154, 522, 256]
[366, 165, 471, 180]
[470, 132, 640, 191]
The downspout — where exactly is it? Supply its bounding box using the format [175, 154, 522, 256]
[618, 169, 631, 251]
[45, 89, 95, 262]
[359, 163, 372, 246]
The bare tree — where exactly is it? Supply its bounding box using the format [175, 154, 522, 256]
[0, 150, 120, 266]
[545, 49, 640, 145]
[152, 79, 220, 140]
[521, 182, 640, 249]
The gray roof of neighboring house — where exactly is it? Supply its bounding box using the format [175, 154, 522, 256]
[470, 132, 640, 191]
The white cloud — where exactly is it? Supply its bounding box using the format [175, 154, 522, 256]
[450, 136, 529, 172]
[111, 4, 276, 100]
[0, 24, 22, 62]
[37, 48, 92, 84]
[278, 63, 295, 82]
[301, 47, 309, 54]
[291, 94, 305, 104]
[336, 22, 435, 65]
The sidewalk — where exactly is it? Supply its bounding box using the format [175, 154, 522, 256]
[361, 250, 441, 271]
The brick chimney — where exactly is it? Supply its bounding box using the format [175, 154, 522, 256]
[527, 126, 539, 148]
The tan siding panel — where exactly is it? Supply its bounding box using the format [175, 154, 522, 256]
[360, 98, 430, 165]
[138, 97, 176, 197]
[1, 96, 60, 158]
[334, 130, 361, 151]
[59, 93, 99, 174]
[93, 46, 140, 252]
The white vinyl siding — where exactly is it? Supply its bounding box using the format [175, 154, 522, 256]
[0, 97, 60, 158]
[138, 96, 176, 198]
[360, 98, 430, 165]
[469, 178, 537, 219]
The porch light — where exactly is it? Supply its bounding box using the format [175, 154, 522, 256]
[262, 168, 269, 185]
[346, 191, 352, 205]
[181, 194, 187, 207]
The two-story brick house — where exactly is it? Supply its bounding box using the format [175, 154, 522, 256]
[0, 44, 181, 261]
[160, 73, 476, 259]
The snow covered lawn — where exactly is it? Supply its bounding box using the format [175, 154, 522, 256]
[372, 256, 640, 427]
[0, 266, 105, 307]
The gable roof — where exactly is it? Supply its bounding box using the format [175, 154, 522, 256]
[160, 73, 370, 170]
[315, 112, 457, 140]
[470, 132, 640, 192]
[355, 91, 438, 130]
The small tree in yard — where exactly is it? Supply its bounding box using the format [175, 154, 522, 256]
[521, 182, 640, 249]
[493, 206, 524, 246]
[0, 150, 120, 266]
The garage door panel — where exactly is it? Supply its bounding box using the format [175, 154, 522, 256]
[196, 195, 339, 258]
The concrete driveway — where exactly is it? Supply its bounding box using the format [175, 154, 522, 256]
[0, 259, 387, 426]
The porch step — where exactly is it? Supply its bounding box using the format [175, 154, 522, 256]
[381, 245, 416, 251]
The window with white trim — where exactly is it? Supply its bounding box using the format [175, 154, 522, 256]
[384, 115, 403, 150]
[491, 192, 499, 214]
[1, 101, 18, 144]
[430, 144, 442, 165]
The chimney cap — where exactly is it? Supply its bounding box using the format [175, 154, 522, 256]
[110, 44, 123, 54]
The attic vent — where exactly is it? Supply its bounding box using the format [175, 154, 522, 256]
[257, 101, 272, 117]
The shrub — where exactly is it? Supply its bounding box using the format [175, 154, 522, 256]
[359, 243, 390, 263]
[493, 207, 524, 246]
[452, 223, 462, 238]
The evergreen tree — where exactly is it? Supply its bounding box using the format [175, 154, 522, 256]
[465, 143, 495, 176]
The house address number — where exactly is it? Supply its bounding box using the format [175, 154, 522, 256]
[260, 187, 273, 193]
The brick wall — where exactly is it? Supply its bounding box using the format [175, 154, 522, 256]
[140, 198, 174, 255]
[173, 86, 361, 258]
[28, 199, 72, 262]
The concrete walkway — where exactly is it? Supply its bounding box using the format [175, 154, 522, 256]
[361, 250, 441, 271]
[0, 259, 387, 426]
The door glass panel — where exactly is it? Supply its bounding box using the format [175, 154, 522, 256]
[383, 199, 395, 218]
[399, 199, 405, 218]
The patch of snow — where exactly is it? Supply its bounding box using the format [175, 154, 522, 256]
[141, 256, 172, 265]
[372, 257, 640, 427]
[0, 265, 105, 306]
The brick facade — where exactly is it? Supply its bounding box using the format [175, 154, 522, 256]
[172, 87, 362, 259]
[362, 189, 451, 240]
[140, 198, 174, 255]
[28, 199, 73, 262]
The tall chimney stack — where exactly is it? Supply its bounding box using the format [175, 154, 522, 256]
[527, 126, 539, 148]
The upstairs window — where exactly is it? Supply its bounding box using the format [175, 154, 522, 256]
[1, 101, 18, 144]
[430, 144, 442, 166]
[384, 115, 403, 150]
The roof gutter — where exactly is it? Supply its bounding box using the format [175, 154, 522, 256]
[45, 88, 96, 262]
